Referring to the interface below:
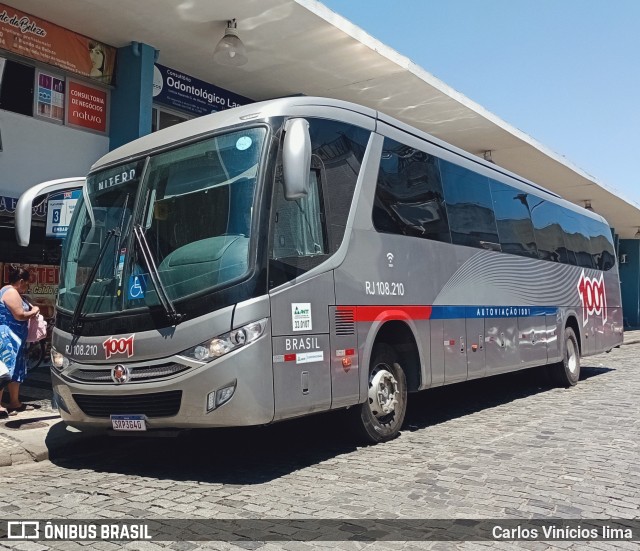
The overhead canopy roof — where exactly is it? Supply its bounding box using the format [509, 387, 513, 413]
[8, 0, 640, 237]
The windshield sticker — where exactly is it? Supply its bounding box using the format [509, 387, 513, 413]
[236, 136, 252, 151]
[292, 303, 312, 332]
[128, 274, 147, 300]
[103, 335, 135, 360]
[116, 249, 126, 286]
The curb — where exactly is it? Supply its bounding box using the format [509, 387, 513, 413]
[0, 414, 98, 468]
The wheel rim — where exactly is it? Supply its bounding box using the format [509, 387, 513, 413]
[368, 364, 400, 420]
[566, 338, 578, 374]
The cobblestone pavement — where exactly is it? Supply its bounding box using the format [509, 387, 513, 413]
[2, 342, 639, 551]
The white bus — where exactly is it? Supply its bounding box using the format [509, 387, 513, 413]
[17, 97, 623, 442]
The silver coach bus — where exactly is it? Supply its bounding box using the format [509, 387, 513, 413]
[16, 97, 623, 442]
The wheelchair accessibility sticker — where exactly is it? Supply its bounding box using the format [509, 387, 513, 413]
[128, 274, 147, 300]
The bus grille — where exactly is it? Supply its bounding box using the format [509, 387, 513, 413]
[70, 363, 190, 383]
[72, 391, 182, 418]
[335, 308, 355, 335]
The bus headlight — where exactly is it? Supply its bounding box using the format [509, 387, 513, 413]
[51, 348, 71, 370]
[183, 318, 267, 362]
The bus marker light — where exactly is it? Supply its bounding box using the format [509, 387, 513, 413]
[206, 391, 216, 412]
[342, 357, 352, 369]
[471, 344, 478, 352]
[216, 384, 236, 407]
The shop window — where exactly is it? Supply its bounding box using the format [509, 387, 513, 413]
[0, 59, 35, 116]
[152, 106, 191, 132]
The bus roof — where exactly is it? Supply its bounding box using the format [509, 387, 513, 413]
[92, 96, 606, 224]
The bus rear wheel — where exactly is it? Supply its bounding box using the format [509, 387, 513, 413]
[351, 343, 407, 444]
[550, 327, 581, 387]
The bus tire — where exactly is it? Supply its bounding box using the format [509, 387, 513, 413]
[550, 327, 580, 387]
[350, 343, 407, 444]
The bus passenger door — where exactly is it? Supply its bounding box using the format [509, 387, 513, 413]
[268, 161, 333, 421]
[269, 273, 333, 421]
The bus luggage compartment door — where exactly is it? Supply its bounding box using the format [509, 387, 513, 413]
[329, 306, 359, 409]
[518, 315, 547, 368]
[465, 317, 486, 380]
[443, 318, 467, 383]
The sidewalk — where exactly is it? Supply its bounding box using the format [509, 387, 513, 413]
[2, 330, 640, 468]
[0, 362, 96, 467]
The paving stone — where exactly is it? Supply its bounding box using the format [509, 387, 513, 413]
[2, 343, 639, 550]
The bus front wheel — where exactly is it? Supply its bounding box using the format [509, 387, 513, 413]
[351, 343, 407, 443]
[550, 327, 581, 387]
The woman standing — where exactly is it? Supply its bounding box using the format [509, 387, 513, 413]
[0, 266, 39, 415]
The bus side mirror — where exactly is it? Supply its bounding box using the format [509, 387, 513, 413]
[282, 118, 311, 200]
[15, 177, 85, 246]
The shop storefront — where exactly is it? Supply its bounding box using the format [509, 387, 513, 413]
[0, 3, 114, 199]
[0, 3, 113, 366]
[151, 63, 251, 131]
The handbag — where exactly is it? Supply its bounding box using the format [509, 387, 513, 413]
[27, 314, 47, 343]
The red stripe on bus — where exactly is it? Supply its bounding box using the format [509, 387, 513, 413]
[338, 305, 432, 323]
[284, 354, 296, 362]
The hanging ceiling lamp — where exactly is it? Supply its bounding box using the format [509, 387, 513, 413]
[213, 19, 248, 67]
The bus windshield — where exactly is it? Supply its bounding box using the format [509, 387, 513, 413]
[58, 127, 267, 317]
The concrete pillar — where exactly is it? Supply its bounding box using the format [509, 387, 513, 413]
[109, 42, 157, 150]
[619, 239, 640, 329]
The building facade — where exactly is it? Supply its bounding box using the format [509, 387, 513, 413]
[1, 1, 640, 328]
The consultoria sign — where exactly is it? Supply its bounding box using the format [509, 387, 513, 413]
[0, 2, 116, 84]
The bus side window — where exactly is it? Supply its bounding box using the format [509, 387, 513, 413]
[530, 199, 570, 263]
[490, 180, 538, 259]
[440, 160, 500, 250]
[269, 163, 328, 287]
[269, 118, 369, 288]
[271, 167, 326, 259]
[373, 138, 450, 243]
[587, 218, 616, 271]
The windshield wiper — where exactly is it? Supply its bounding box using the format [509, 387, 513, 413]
[70, 227, 120, 334]
[133, 224, 184, 325]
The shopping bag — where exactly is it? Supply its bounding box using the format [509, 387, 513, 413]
[27, 313, 47, 343]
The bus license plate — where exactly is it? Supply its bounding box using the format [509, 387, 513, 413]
[110, 415, 146, 431]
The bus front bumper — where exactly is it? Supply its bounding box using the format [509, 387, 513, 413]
[50, 335, 275, 431]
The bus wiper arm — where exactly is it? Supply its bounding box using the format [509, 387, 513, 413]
[133, 224, 184, 325]
[70, 227, 119, 335]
